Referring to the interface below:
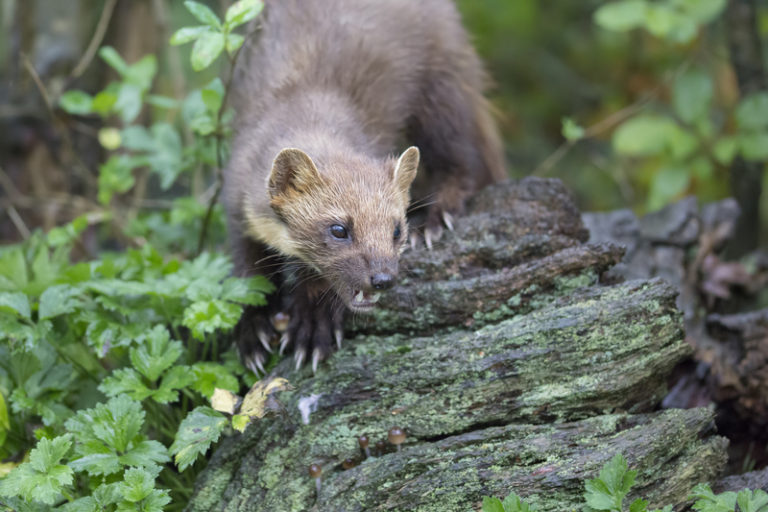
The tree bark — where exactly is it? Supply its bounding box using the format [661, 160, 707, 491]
[188, 179, 727, 511]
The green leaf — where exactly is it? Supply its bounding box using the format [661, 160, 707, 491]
[0, 435, 73, 505]
[117, 439, 169, 470]
[38, 284, 80, 320]
[221, 276, 273, 306]
[225, 0, 264, 28]
[185, 1, 222, 28]
[125, 55, 157, 90]
[191, 31, 226, 71]
[613, 115, 677, 157]
[562, 117, 585, 141]
[673, 0, 727, 24]
[740, 132, 768, 161]
[170, 406, 228, 471]
[736, 489, 768, 512]
[690, 483, 737, 511]
[65, 396, 149, 476]
[98, 154, 138, 205]
[183, 299, 242, 339]
[0, 247, 28, 290]
[0, 291, 31, 319]
[154, 365, 196, 404]
[736, 93, 768, 131]
[673, 69, 713, 124]
[201, 87, 223, 113]
[146, 94, 179, 109]
[226, 33, 246, 54]
[91, 90, 118, 116]
[594, 0, 647, 32]
[114, 83, 144, 123]
[713, 136, 739, 165]
[170, 25, 211, 45]
[130, 325, 183, 381]
[644, 4, 697, 43]
[648, 166, 690, 211]
[117, 467, 171, 512]
[502, 492, 537, 511]
[99, 368, 154, 401]
[0, 392, 9, 431]
[584, 453, 636, 511]
[191, 362, 239, 398]
[629, 498, 649, 512]
[481, 496, 506, 512]
[59, 90, 94, 115]
[99, 46, 129, 76]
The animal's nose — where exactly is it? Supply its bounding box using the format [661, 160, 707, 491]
[371, 273, 395, 290]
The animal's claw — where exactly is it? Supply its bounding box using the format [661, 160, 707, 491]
[442, 210, 455, 231]
[257, 329, 273, 353]
[294, 348, 306, 371]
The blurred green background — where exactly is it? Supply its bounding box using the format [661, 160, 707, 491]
[0, 0, 766, 249]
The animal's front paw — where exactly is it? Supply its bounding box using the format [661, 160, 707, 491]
[409, 203, 459, 251]
[279, 286, 345, 373]
[235, 306, 278, 375]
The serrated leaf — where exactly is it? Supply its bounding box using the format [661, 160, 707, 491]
[99, 368, 154, 401]
[59, 90, 94, 115]
[0, 291, 31, 319]
[118, 439, 169, 469]
[38, 284, 80, 320]
[221, 276, 274, 305]
[65, 396, 148, 476]
[594, 0, 647, 31]
[184, 0, 222, 28]
[192, 362, 239, 398]
[191, 31, 226, 71]
[630, 498, 649, 512]
[736, 489, 768, 512]
[673, 69, 713, 124]
[130, 325, 183, 381]
[225, 0, 264, 28]
[690, 483, 737, 511]
[584, 454, 636, 511]
[481, 496, 506, 512]
[736, 93, 768, 131]
[170, 25, 211, 45]
[0, 435, 73, 505]
[502, 491, 537, 511]
[154, 365, 196, 404]
[98, 155, 138, 205]
[120, 467, 155, 502]
[183, 299, 242, 339]
[170, 406, 228, 471]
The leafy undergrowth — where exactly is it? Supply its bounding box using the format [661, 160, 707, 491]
[482, 454, 768, 512]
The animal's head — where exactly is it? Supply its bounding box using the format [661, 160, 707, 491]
[267, 146, 419, 312]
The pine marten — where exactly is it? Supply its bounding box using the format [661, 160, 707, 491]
[224, 0, 506, 373]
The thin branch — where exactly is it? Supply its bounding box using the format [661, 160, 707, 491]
[21, 53, 54, 117]
[6, 205, 31, 239]
[69, 0, 118, 79]
[197, 43, 246, 255]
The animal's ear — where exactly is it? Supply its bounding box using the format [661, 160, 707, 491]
[268, 148, 322, 200]
[393, 146, 419, 193]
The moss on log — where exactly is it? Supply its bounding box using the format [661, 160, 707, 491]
[188, 179, 727, 511]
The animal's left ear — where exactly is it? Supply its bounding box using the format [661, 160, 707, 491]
[392, 146, 419, 194]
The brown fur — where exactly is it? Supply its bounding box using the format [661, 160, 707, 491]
[224, 0, 505, 371]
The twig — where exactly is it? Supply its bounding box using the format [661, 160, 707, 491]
[21, 53, 54, 117]
[197, 43, 246, 255]
[6, 205, 31, 239]
[69, 0, 118, 79]
[532, 61, 692, 177]
[532, 96, 653, 177]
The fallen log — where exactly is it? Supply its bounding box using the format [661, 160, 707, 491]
[188, 179, 727, 511]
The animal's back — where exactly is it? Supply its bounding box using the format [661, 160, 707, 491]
[234, 0, 481, 151]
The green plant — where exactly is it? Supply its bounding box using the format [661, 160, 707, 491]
[481, 454, 768, 512]
[0, 1, 269, 510]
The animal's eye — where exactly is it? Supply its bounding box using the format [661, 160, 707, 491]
[393, 224, 402, 240]
[330, 224, 349, 240]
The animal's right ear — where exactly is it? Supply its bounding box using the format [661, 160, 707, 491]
[393, 146, 419, 194]
[268, 148, 322, 200]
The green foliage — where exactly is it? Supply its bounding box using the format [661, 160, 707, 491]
[171, 0, 265, 70]
[1, 2, 270, 509]
[481, 454, 763, 512]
